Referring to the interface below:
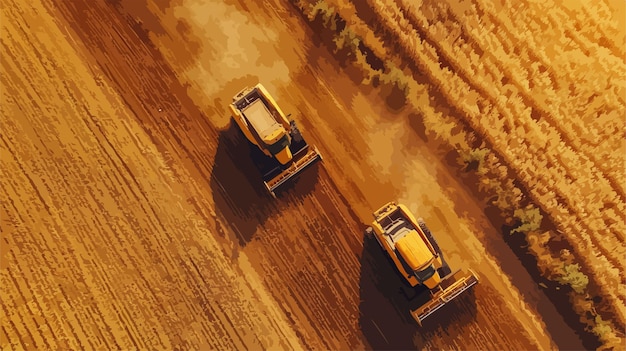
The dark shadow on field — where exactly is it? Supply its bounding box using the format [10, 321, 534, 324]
[209, 119, 323, 246]
[359, 230, 417, 350]
[359, 230, 478, 350]
[209, 119, 275, 246]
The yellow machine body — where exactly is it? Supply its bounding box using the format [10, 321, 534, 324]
[369, 202, 479, 325]
[229, 83, 322, 196]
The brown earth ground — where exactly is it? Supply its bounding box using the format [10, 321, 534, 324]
[0, 0, 611, 349]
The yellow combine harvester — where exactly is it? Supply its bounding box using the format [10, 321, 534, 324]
[366, 202, 479, 326]
[229, 83, 322, 197]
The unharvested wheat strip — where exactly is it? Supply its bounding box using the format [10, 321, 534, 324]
[394, 0, 621, 238]
[470, 0, 626, 120]
[363, 0, 626, 325]
[391, 0, 626, 268]
[436, 0, 626, 199]
[483, 0, 625, 87]
[530, 0, 624, 86]
[577, 1, 625, 58]
[537, 0, 625, 62]
[523, 1, 626, 111]
[478, 0, 626, 169]
[454, 4, 622, 238]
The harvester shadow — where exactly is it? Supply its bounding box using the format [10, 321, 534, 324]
[209, 119, 322, 246]
[359, 230, 421, 350]
[209, 120, 275, 246]
[359, 230, 478, 350]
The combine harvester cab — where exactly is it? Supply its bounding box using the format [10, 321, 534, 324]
[229, 84, 322, 197]
[367, 202, 479, 326]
